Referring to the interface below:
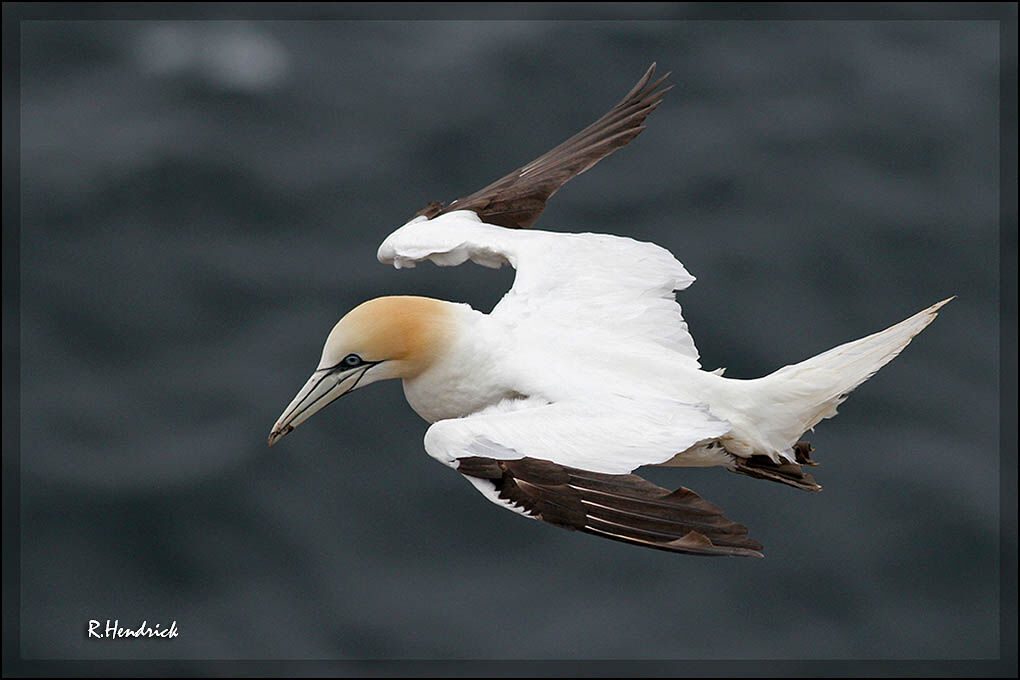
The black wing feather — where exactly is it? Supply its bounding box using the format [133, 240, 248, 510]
[414, 63, 673, 229]
[457, 456, 764, 558]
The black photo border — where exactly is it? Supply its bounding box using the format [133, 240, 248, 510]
[3, 3, 1016, 677]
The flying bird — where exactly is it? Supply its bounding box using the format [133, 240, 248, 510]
[268, 64, 950, 557]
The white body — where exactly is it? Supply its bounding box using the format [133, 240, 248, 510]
[267, 63, 949, 555]
[379, 210, 949, 475]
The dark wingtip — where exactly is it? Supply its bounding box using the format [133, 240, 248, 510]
[622, 62, 662, 102]
[644, 70, 673, 96]
[430, 61, 673, 230]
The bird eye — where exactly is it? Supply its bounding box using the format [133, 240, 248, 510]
[342, 354, 363, 367]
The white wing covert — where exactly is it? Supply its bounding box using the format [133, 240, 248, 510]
[378, 210, 702, 362]
[423, 395, 728, 475]
[427, 397, 760, 557]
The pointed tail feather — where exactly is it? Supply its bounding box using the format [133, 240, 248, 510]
[751, 298, 952, 452]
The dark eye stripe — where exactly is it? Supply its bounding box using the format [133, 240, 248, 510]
[321, 355, 381, 373]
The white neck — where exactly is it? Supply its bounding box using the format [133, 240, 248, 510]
[401, 307, 522, 423]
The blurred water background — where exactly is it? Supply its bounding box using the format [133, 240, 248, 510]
[19, 18, 1003, 660]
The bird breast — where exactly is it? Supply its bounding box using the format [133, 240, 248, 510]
[400, 310, 526, 423]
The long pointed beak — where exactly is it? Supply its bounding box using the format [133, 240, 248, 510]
[267, 367, 367, 446]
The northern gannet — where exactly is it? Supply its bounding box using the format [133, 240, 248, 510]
[268, 64, 950, 558]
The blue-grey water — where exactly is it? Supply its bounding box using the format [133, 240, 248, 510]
[19, 19, 1002, 661]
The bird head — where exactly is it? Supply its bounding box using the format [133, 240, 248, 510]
[268, 296, 453, 446]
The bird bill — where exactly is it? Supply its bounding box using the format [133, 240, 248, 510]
[267, 366, 367, 446]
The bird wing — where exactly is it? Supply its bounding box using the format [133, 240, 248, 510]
[410, 63, 672, 229]
[424, 396, 728, 475]
[378, 210, 702, 362]
[426, 398, 759, 557]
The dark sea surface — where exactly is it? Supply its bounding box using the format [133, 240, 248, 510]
[19, 19, 1003, 661]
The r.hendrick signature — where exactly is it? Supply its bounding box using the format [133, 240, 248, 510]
[87, 619, 178, 639]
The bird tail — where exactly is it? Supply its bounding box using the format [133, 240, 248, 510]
[746, 298, 952, 454]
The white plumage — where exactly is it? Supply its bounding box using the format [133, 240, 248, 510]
[423, 395, 729, 475]
[380, 209, 950, 474]
[269, 63, 950, 557]
[379, 210, 702, 362]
